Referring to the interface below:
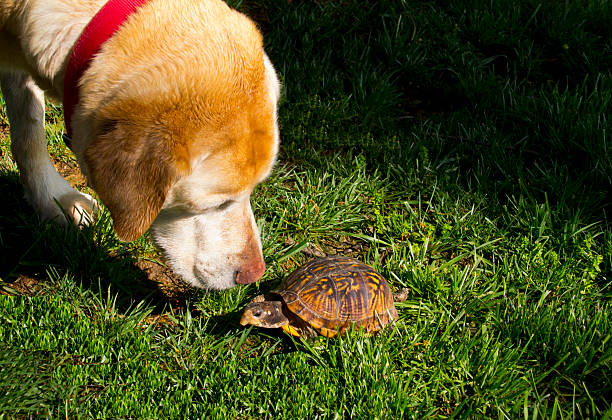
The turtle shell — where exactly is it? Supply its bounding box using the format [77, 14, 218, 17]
[274, 256, 398, 337]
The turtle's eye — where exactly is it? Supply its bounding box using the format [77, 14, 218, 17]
[253, 310, 262, 318]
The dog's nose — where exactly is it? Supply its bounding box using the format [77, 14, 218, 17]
[234, 257, 266, 285]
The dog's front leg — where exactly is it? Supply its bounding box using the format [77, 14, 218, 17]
[0, 71, 97, 226]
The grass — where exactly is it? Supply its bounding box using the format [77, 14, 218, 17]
[1, 0, 611, 417]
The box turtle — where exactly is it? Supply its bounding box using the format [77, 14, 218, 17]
[240, 256, 398, 337]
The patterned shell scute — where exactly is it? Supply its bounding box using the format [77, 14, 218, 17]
[275, 256, 398, 335]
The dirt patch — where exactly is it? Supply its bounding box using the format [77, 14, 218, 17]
[283, 235, 370, 260]
[0, 274, 43, 296]
[280, 235, 374, 273]
[132, 259, 196, 304]
[0, 149, 90, 189]
[0, 257, 195, 307]
[52, 158, 88, 189]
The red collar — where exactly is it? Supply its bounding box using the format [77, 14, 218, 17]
[62, 0, 152, 141]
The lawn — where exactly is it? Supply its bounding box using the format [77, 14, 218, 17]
[1, 0, 611, 417]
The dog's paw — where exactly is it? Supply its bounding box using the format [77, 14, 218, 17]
[42, 191, 99, 227]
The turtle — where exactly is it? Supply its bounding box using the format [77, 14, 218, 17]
[240, 256, 398, 337]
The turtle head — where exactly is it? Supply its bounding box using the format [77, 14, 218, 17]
[240, 301, 289, 329]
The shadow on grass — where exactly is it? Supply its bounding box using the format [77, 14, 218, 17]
[245, 0, 611, 226]
[0, 171, 197, 314]
[0, 168, 290, 339]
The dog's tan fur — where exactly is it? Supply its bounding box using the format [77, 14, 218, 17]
[0, 0, 280, 289]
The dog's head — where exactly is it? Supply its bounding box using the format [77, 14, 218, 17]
[71, 0, 280, 289]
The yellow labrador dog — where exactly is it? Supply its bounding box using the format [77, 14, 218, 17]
[0, 0, 280, 289]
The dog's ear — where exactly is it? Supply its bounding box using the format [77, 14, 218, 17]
[83, 120, 186, 241]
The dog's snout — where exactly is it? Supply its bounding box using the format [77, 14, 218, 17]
[234, 257, 266, 285]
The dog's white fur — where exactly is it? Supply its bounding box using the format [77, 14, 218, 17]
[0, 0, 280, 289]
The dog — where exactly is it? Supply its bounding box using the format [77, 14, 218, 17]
[0, 0, 280, 289]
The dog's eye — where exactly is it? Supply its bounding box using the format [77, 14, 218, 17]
[216, 200, 234, 211]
